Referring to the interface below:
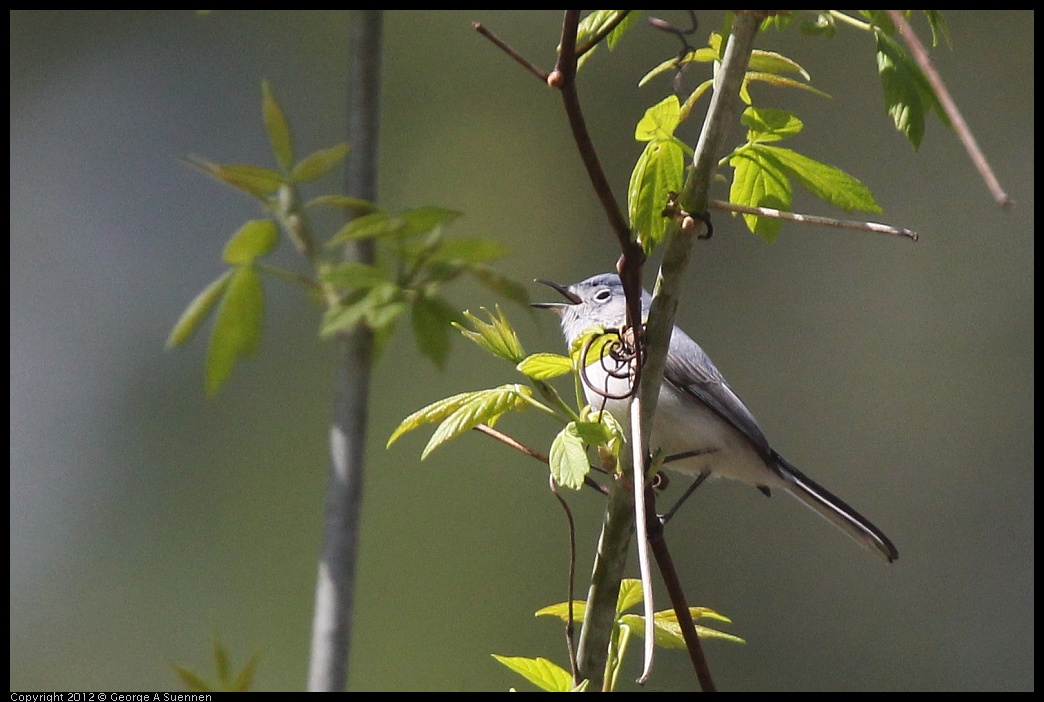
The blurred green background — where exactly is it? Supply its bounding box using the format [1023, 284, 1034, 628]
[10, 11, 1033, 691]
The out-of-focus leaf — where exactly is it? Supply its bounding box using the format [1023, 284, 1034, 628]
[261, 79, 293, 172]
[206, 265, 264, 395]
[289, 142, 349, 183]
[222, 219, 279, 265]
[411, 294, 460, 368]
[188, 158, 283, 200]
[173, 665, 212, 692]
[327, 211, 401, 245]
[166, 270, 232, 349]
[875, 30, 949, 149]
[468, 265, 531, 307]
[319, 261, 389, 291]
[397, 206, 463, 237]
[800, 12, 836, 37]
[305, 194, 377, 216]
[427, 237, 507, 263]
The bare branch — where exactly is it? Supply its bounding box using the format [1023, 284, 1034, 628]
[709, 199, 919, 241]
[472, 22, 550, 83]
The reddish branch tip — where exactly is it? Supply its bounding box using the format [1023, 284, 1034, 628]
[547, 70, 564, 89]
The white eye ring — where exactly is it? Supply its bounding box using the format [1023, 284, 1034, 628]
[593, 288, 612, 302]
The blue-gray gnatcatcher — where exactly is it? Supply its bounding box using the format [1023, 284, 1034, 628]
[534, 273, 898, 563]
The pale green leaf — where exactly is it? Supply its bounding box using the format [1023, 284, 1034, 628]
[491, 655, 573, 692]
[261, 79, 293, 172]
[635, 95, 681, 142]
[422, 384, 532, 459]
[535, 600, 588, 621]
[397, 206, 463, 237]
[427, 237, 507, 263]
[550, 422, 590, 490]
[289, 142, 349, 183]
[728, 147, 792, 241]
[223, 219, 279, 265]
[453, 307, 525, 363]
[628, 137, 685, 253]
[166, 270, 233, 349]
[516, 353, 573, 381]
[741, 107, 803, 143]
[574, 10, 639, 70]
[206, 265, 264, 395]
[747, 49, 810, 80]
[637, 47, 719, 87]
[213, 637, 231, 685]
[319, 282, 401, 338]
[188, 158, 283, 200]
[229, 653, 259, 692]
[173, 665, 212, 692]
[327, 211, 402, 246]
[760, 145, 882, 214]
[800, 12, 836, 37]
[617, 578, 645, 613]
[744, 71, 831, 99]
[620, 612, 745, 648]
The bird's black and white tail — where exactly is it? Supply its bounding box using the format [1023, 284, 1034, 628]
[773, 452, 899, 563]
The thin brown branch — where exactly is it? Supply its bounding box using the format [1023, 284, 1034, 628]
[708, 199, 919, 241]
[473, 424, 608, 495]
[886, 10, 1011, 207]
[472, 22, 550, 83]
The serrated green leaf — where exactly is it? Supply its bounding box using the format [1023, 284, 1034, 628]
[491, 655, 573, 692]
[620, 611, 745, 648]
[468, 265, 531, 307]
[572, 419, 614, 449]
[223, 219, 279, 265]
[741, 106, 804, 143]
[261, 79, 293, 172]
[453, 306, 525, 363]
[638, 47, 719, 87]
[427, 237, 507, 264]
[550, 423, 590, 490]
[728, 147, 792, 241]
[206, 265, 263, 395]
[422, 384, 531, 458]
[536, 600, 588, 621]
[516, 353, 572, 381]
[760, 145, 882, 214]
[166, 270, 233, 349]
[319, 261, 389, 291]
[305, 194, 377, 216]
[411, 294, 460, 368]
[574, 10, 639, 70]
[747, 49, 810, 80]
[289, 142, 349, 183]
[629, 137, 685, 253]
[188, 158, 283, 200]
[635, 95, 681, 142]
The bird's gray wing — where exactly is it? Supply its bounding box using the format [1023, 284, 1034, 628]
[661, 326, 774, 462]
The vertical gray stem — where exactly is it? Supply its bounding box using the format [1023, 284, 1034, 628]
[307, 10, 383, 692]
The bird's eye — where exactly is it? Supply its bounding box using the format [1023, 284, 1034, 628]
[593, 288, 612, 303]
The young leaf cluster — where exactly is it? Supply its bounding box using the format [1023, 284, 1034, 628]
[172, 637, 258, 693]
[167, 80, 527, 394]
[625, 11, 949, 248]
[387, 308, 626, 492]
[493, 579, 742, 691]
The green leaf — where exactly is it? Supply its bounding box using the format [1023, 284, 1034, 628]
[319, 261, 389, 291]
[290, 142, 349, 183]
[328, 211, 400, 245]
[427, 237, 507, 264]
[760, 145, 882, 213]
[550, 422, 590, 490]
[638, 47, 719, 87]
[628, 137, 685, 253]
[617, 578, 646, 613]
[635, 95, 681, 142]
[744, 71, 831, 99]
[728, 146, 792, 241]
[397, 206, 463, 237]
[800, 12, 836, 37]
[305, 194, 377, 216]
[875, 31, 947, 149]
[166, 270, 233, 349]
[213, 637, 231, 685]
[516, 353, 572, 381]
[453, 307, 526, 363]
[467, 265, 531, 307]
[188, 158, 283, 200]
[620, 610, 745, 648]
[206, 265, 263, 396]
[491, 655, 573, 692]
[222, 219, 279, 265]
[411, 294, 460, 368]
[747, 49, 810, 80]
[229, 653, 259, 692]
[574, 10, 639, 70]
[173, 665, 212, 692]
[741, 107, 803, 143]
[261, 79, 293, 172]
[319, 282, 404, 338]
[535, 600, 588, 622]
[386, 384, 532, 457]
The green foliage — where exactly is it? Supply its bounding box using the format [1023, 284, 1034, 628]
[574, 10, 640, 70]
[173, 637, 258, 692]
[494, 579, 741, 691]
[169, 80, 526, 394]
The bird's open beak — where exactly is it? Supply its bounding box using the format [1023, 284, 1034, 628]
[531, 279, 581, 310]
